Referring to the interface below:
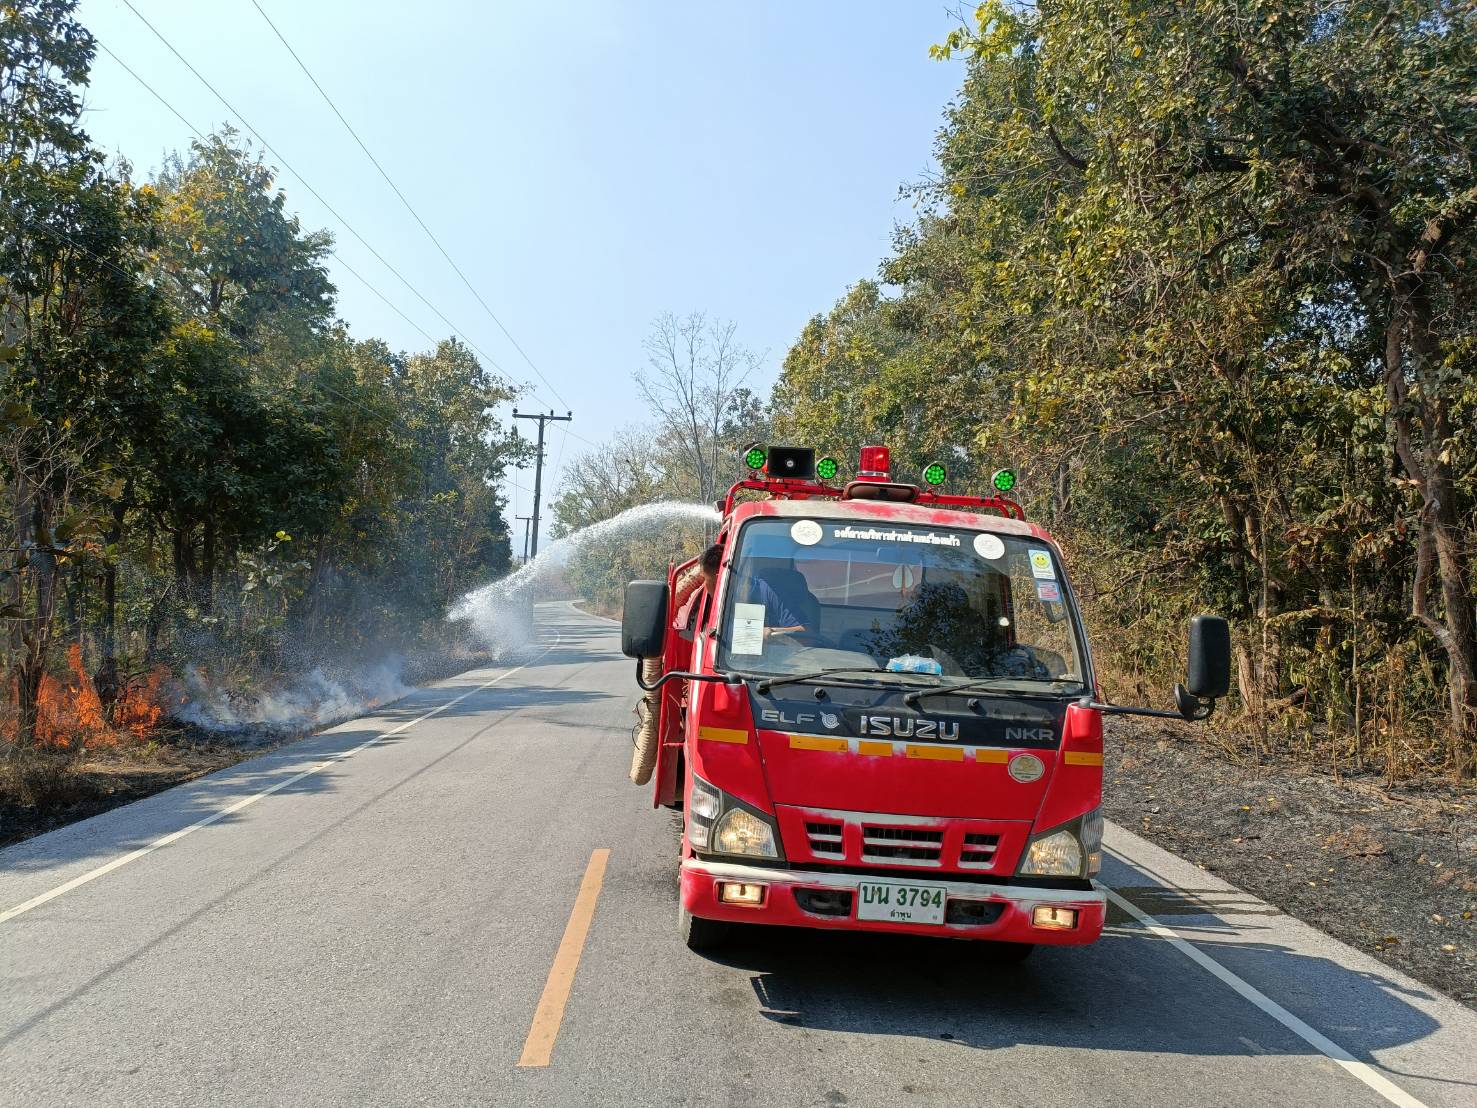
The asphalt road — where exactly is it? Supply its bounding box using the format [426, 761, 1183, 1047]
[3, 602, 1475, 1108]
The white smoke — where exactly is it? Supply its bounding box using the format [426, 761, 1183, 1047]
[449, 500, 718, 654]
[172, 501, 718, 735]
[174, 657, 411, 736]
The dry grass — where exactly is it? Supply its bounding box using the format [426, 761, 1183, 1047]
[1323, 823, 1389, 859]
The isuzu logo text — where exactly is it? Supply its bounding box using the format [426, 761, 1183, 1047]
[858, 716, 960, 740]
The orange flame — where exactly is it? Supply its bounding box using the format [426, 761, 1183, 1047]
[114, 666, 168, 741]
[3, 644, 167, 749]
[34, 643, 110, 748]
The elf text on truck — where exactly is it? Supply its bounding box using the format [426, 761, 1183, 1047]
[622, 445, 1230, 955]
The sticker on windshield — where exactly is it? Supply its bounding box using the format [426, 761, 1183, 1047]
[973, 533, 1005, 560]
[791, 519, 822, 546]
[831, 525, 961, 547]
[1036, 580, 1061, 602]
[1029, 549, 1056, 580]
[731, 602, 766, 655]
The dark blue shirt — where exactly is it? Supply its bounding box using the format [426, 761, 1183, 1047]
[746, 577, 801, 628]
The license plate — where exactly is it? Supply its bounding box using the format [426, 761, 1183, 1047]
[856, 879, 947, 925]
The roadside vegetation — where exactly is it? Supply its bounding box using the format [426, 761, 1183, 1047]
[561, 1, 1477, 785]
[2, 2, 524, 829]
[780, 0, 1474, 783]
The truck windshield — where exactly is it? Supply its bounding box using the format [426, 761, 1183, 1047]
[717, 517, 1087, 692]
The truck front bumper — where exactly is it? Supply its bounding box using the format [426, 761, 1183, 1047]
[682, 859, 1105, 945]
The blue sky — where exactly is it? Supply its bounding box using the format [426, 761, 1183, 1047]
[76, 0, 967, 512]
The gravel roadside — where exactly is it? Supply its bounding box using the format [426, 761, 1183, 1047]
[1104, 716, 1476, 1009]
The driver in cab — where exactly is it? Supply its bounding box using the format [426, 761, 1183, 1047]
[699, 543, 808, 640]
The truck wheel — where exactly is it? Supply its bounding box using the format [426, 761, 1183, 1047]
[982, 941, 1034, 965]
[680, 907, 732, 953]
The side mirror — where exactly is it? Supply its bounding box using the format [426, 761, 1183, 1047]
[1087, 614, 1233, 724]
[1185, 614, 1231, 700]
[621, 580, 669, 658]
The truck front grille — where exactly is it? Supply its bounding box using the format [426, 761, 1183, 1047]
[861, 825, 943, 865]
[959, 832, 1001, 868]
[805, 821, 845, 857]
[777, 807, 1022, 874]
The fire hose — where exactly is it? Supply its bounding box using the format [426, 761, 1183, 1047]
[630, 564, 705, 785]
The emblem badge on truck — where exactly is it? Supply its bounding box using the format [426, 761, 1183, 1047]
[858, 716, 960, 740]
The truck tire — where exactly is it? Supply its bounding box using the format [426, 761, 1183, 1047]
[629, 656, 663, 785]
[680, 906, 732, 953]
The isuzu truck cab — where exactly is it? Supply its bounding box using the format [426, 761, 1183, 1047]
[621, 445, 1230, 955]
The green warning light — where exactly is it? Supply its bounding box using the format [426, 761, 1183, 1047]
[816, 456, 839, 481]
[923, 462, 947, 486]
[744, 446, 767, 470]
[992, 468, 1017, 493]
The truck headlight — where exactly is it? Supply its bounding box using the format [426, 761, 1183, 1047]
[1018, 810, 1102, 878]
[713, 808, 779, 858]
[687, 774, 781, 859]
[1019, 829, 1084, 877]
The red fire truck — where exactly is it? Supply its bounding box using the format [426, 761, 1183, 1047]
[621, 445, 1230, 956]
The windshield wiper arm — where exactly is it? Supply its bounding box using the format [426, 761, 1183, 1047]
[901, 678, 1023, 707]
[754, 666, 889, 694]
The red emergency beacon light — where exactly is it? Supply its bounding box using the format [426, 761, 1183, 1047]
[621, 442, 1232, 957]
[857, 444, 891, 480]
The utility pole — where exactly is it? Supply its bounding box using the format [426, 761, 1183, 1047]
[516, 515, 533, 563]
[512, 409, 572, 559]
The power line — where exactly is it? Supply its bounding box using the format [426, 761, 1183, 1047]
[97, 22, 593, 490]
[246, 0, 572, 411]
[96, 40, 440, 350]
[115, 0, 519, 388]
[11, 183, 536, 533]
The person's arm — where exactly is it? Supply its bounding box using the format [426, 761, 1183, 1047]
[755, 579, 805, 637]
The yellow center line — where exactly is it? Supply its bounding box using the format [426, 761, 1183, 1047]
[516, 848, 610, 1068]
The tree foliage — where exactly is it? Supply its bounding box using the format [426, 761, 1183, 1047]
[775, 0, 1477, 775]
[2, 1, 522, 753]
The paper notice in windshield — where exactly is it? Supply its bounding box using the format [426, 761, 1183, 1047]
[1029, 549, 1056, 580]
[731, 603, 766, 655]
[1036, 580, 1061, 602]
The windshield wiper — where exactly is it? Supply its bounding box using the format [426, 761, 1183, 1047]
[754, 666, 893, 694]
[902, 677, 1073, 707]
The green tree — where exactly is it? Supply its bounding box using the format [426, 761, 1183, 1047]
[2, 1, 171, 745]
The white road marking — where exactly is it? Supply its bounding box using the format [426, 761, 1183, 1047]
[1101, 884, 1430, 1108]
[0, 634, 562, 925]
